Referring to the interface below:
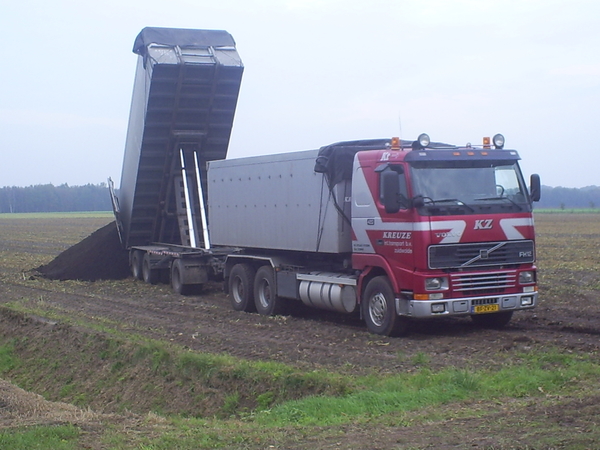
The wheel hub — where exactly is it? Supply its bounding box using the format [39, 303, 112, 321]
[258, 281, 271, 308]
[369, 293, 387, 327]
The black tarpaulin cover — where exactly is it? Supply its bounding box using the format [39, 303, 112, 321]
[133, 27, 236, 56]
[314, 138, 454, 188]
[315, 139, 398, 188]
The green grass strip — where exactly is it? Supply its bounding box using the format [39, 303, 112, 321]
[0, 425, 80, 450]
[254, 351, 598, 427]
[534, 209, 600, 214]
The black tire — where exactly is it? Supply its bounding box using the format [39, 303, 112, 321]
[362, 276, 409, 336]
[229, 264, 256, 312]
[171, 259, 191, 295]
[142, 253, 159, 285]
[471, 311, 513, 329]
[131, 250, 144, 280]
[254, 265, 286, 315]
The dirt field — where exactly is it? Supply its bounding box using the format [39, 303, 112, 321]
[0, 213, 599, 448]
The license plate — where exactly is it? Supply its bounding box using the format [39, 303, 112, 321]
[473, 304, 499, 314]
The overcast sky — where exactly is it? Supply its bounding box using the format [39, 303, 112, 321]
[1, 0, 599, 188]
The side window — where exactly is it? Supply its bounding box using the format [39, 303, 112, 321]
[397, 171, 408, 208]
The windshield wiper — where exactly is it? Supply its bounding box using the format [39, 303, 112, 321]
[475, 196, 523, 211]
[425, 198, 475, 212]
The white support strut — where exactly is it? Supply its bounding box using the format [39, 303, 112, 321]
[194, 151, 211, 250]
[179, 149, 197, 248]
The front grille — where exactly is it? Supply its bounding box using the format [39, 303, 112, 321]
[451, 271, 516, 296]
[429, 240, 534, 269]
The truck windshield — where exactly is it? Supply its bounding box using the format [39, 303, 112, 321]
[409, 160, 531, 214]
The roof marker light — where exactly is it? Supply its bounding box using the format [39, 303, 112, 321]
[493, 133, 505, 149]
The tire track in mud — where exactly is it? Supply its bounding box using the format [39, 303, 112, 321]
[2, 277, 600, 374]
[1, 280, 391, 371]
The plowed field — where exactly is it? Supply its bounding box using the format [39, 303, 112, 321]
[0, 212, 599, 449]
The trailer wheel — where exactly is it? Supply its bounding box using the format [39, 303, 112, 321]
[131, 250, 144, 280]
[254, 265, 286, 316]
[362, 276, 409, 336]
[171, 259, 191, 295]
[229, 264, 256, 312]
[471, 311, 513, 329]
[142, 253, 159, 285]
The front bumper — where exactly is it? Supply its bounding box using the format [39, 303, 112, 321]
[396, 292, 538, 318]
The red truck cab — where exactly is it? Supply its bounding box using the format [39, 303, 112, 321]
[348, 134, 540, 335]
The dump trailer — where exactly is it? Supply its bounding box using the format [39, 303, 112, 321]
[111, 27, 243, 291]
[114, 28, 541, 336]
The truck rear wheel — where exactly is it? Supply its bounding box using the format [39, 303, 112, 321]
[471, 311, 513, 329]
[229, 263, 256, 312]
[254, 265, 286, 315]
[362, 276, 409, 336]
[142, 253, 159, 285]
[131, 250, 144, 280]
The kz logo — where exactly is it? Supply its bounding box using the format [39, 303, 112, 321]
[474, 219, 494, 230]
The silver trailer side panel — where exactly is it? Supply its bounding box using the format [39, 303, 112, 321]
[208, 150, 352, 254]
[118, 27, 243, 248]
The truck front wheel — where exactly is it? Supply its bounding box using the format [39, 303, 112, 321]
[362, 276, 409, 336]
[254, 265, 286, 316]
[229, 263, 256, 312]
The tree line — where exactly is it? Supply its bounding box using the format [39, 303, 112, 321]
[0, 183, 112, 213]
[537, 185, 600, 209]
[0, 183, 598, 213]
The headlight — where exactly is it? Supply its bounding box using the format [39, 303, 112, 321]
[425, 277, 449, 291]
[519, 271, 535, 284]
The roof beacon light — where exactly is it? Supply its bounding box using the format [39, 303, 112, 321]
[483, 137, 491, 149]
[391, 136, 401, 150]
[493, 133, 505, 149]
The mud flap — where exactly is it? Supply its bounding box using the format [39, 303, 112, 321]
[175, 260, 209, 285]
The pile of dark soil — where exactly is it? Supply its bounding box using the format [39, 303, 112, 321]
[37, 222, 130, 281]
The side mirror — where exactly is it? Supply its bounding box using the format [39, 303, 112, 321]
[380, 170, 401, 214]
[530, 174, 541, 202]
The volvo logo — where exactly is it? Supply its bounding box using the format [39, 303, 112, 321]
[462, 242, 507, 267]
